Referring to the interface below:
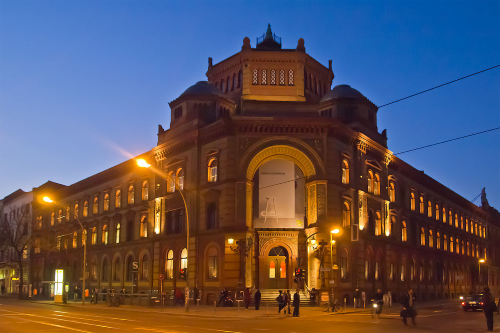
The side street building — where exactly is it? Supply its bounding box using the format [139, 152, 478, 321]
[10, 26, 499, 305]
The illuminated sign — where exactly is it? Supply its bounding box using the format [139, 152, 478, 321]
[54, 269, 64, 302]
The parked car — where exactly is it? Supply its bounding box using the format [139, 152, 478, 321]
[462, 294, 484, 311]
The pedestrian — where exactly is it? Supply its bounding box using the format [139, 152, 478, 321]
[175, 287, 184, 306]
[276, 290, 284, 313]
[1, 284, 5, 295]
[309, 287, 317, 306]
[373, 288, 384, 318]
[293, 290, 300, 317]
[354, 288, 361, 308]
[244, 288, 251, 310]
[254, 289, 261, 310]
[400, 289, 416, 326]
[73, 287, 78, 301]
[483, 287, 496, 331]
[284, 290, 291, 314]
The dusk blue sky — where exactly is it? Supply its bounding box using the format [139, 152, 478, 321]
[1, 1, 499, 207]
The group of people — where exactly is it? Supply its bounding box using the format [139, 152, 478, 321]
[276, 290, 300, 317]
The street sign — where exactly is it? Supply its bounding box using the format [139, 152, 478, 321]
[158, 274, 164, 280]
[132, 261, 139, 271]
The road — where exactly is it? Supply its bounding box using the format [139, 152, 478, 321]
[0, 298, 497, 332]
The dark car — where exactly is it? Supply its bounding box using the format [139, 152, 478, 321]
[462, 294, 484, 311]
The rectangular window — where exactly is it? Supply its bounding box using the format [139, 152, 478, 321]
[208, 256, 218, 279]
[209, 166, 217, 182]
[390, 263, 394, 281]
[400, 264, 405, 281]
[364, 260, 369, 280]
[261, 69, 267, 85]
[341, 257, 347, 279]
[375, 261, 379, 280]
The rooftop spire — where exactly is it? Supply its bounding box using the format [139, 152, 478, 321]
[256, 24, 281, 50]
[265, 24, 273, 40]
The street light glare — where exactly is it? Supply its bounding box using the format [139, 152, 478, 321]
[479, 259, 485, 263]
[43, 196, 53, 203]
[331, 229, 340, 234]
[136, 159, 151, 168]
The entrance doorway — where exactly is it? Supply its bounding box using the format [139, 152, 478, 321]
[267, 246, 288, 289]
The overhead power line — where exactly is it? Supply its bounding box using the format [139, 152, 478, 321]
[394, 127, 500, 155]
[378, 65, 500, 108]
[471, 192, 482, 203]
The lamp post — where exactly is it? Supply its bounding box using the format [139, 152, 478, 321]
[328, 228, 340, 312]
[136, 158, 190, 312]
[479, 259, 486, 289]
[228, 238, 252, 287]
[42, 196, 87, 305]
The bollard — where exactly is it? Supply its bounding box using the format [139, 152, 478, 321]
[364, 299, 366, 308]
[238, 299, 240, 316]
[214, 301, 217, 313]
[344, 297, 346, 309]
[354, 297, 357, 308]
[267, 302, 269, 316]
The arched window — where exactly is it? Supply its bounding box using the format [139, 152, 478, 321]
[167, 172, 176, 193]
[207, 202, 217, 229]
[420, 227, 426, 246]
[402, 221, 407, 242]
[261, 69, 267, 85]
[444, 234, 448, 251]
[304, 71, 308, 89]
[140, 254, 149, 281]
[82, 229, 87, 246]
[389, 181, 395, 202]
[207, 247, 218, 279]
[270, 69, 276, 85]
[388, 216, 395, 236]
[462, 240, 465, 255]
[367, 170, 374, 193]
[401, 263, 405, 281]
[83, 201, 88, 217]
[252, 69, 258, 85]
[176, 169, 184, 191]
[93, 197, 98, 214]
[375, 212, 382, 236]
[140, 215, 148, 238]
[340, 249, 348, 279]
[91, 227, 97, 245]
[428, 201, 432, 218]
[51, 212, 55, 226]
[165, 250, 174, 279]
[443, 207, 447, 223]
[73, 231, 78, 248]
[142, 181, 149, 200]
[208, 158, 217, 182]
[128, 185, 135, 204]
[429, 229, 433, 248]
[126, 256, 134, 281]
[410, 262, 415, 281]
[91, 259, 97, 281]
[180, 248, 187, 279]
[115, 190, 121, 208]
[226, 77, 230, 92]
[58, 209, 63, 224]
[280, 261, 286, 278]
[374, 173, 380, 196]
[450, 236, 454, 253]
[342, 202, 351, 227]
[102, 258, 109, 281]
[113, 257, 121, 281]
[410, 191, 415, 211]
[238, 70, 243, 88]
[104, 193, 109, 211]
[341, 160, 349, 184]
[465, 218, 469, 232]
[115, 223, 121, 244]
[419, 263, 424, 282]
[364, 260, 370, 280]
[435, 204, 440, 221]
[475, 222, 478, 236]
[66, 205, 70, 222]
[102, 224, 108, 245]
[449, 210, 453, 226]
[466, 241, 470, 256]
[232, 73, 237, 90]
[456, 238, 459, 254]
[436, 231, 441, 249]
[419, 196, 424, 214]
[279, 69, 285, 85]
[288, 69, 294, 85]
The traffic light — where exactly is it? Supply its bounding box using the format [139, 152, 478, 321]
[295, 268, 303, 278]
[179, 268, 186, 279]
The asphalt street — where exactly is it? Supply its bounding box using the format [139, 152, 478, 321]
[0, 298, 498, 333]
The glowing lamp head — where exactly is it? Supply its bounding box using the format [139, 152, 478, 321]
[228, 238, 234, 245]
[479, 259, 485, 263]
[43, 196, 53, 203]
[310, 239, 316, 245]
[136, 159, 151, 168]
[331, 229, 340, 234]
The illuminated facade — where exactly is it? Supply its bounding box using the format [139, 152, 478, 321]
[30, 26, 500, 304]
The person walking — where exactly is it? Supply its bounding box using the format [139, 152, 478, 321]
[483, 287, 495, 331]
[354, 288, 361, 308]
[400, 289, 416, 326]
[293, 290, 300, 317]
[1, 284, 5, 295]
[284, 290, 291, 314]
[73, 287, 78, 301]
[309, 287, 317, 306]
[254, 289, 261, 310]
[244, 288, 251, 310]
[276, 290, 284, 313]
[373, 288, 384, 318]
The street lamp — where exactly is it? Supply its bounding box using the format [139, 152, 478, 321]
[136, 158, 191, 312]
[42, 196, 87, 306]
[328, 228, 340, 312]
[479, 259, 486, 289]
[227, 238, 253, 287]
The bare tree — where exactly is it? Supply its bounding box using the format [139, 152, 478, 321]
[0, 208, 32, 299]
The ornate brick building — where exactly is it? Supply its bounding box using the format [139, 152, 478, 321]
[32, 26, 499, 305]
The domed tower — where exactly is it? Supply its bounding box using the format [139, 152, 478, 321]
[158, 81, 236, 145]
[319, 84, 387, 147]
[205, 24, 334, 112]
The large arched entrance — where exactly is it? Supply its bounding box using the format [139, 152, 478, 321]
[267, 246, 289, 289]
